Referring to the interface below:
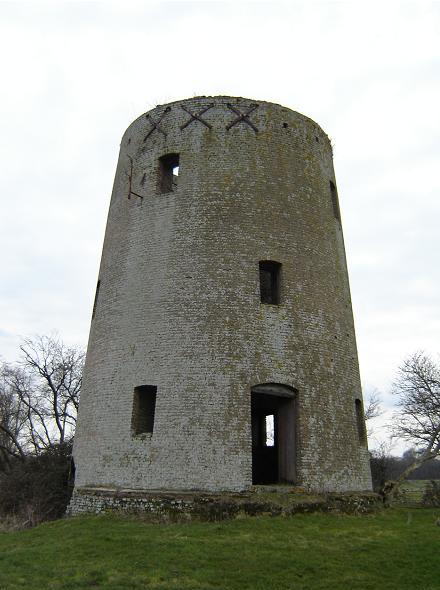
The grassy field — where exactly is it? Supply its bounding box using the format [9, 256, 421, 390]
[1, 508, 439, 590]
[397, 479, 437, 505]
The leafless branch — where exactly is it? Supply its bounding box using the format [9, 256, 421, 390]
[383, 351, 440, 501]
[364, 388, 383, 421]
[0, 335, 84, 470]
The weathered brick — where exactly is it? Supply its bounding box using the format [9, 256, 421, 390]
[72, 96, 372, 501]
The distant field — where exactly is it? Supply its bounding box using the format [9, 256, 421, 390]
[397, 479, 439, 505]
[1, 507, 439, 590]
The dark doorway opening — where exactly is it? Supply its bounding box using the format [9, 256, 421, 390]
[251, 383, 297, 485]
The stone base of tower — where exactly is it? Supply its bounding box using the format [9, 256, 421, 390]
[67, 486, 380, 520]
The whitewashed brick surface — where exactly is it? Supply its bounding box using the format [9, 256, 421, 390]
[72, 96, 372, 497]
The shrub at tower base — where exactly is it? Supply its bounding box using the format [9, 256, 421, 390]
[0, 442, 73, 528]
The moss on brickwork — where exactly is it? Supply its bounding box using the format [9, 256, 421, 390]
[73, 96, 372, 497]
[68, 487, 381, 522]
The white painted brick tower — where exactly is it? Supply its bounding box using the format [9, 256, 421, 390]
[72, 96, 372, 498]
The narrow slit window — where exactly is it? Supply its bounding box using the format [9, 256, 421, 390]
[158, 153, 179, 194]
[132, 385, 157, 435]
[259, 261, 281, 304]
[355, 399, 367, 445]
[330, 180, 341, 222]
[92, 280, 100, 319]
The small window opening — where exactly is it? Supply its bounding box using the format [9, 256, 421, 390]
[330, 180, 341, 221]
[68, 457, 76, 486]
[158, 153, 179, 193]
[92, 280, 100, 319]
[265, 414, 275, 447]
[259, 260, 281, 305]
[355, 398, 367, 446]
[132, 385, 157, 435]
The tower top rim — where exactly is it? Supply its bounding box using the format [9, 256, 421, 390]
[122, 95, 329, 142]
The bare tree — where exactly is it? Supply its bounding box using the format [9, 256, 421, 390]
[363, 387, 383, 440]
[0, 367, 28, 470]
[364, 388, 383, 421]
[383, 352, 440, 501]
[0, 335, 84, 465]
[369, 440, 396, 491]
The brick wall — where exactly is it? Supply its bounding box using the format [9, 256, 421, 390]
[72, 96, 372, 494]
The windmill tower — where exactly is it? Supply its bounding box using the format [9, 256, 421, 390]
[71, 96, 372, 502]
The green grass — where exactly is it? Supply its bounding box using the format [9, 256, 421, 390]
[0, 509, 439, 589]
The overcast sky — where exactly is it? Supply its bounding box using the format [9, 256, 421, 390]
[1, 1, 439, 450]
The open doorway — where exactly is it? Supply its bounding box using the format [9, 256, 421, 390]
[251, 383, 297, 485]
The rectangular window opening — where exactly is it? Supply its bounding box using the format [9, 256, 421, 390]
[92, 280, 100, 319]
[259, 260, 281, 305]
[158, 153, 179, 194]
[330, 180, 341, 222]
[132, 385, 157, 435]
[355, 399, 367, 446]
